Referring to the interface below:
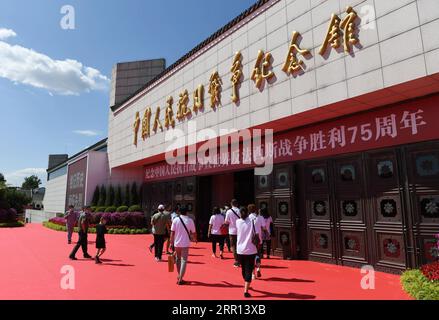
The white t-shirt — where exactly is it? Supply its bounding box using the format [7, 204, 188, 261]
[209, 214, 225, 235]
[249, 213, 264, 244]
[225, 207, 241, 235]
[171, 215, 196, 248]
[263, 216, 273, 235]
[236, 218, 258, 255]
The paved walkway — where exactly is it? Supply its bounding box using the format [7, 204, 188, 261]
[0, 224, 410, 300]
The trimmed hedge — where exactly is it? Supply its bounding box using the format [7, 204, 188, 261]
[128, 205, 142, 212]
[401, 268, 439, 300]
[0, 221, 24, 228]
[43, 221, 147, 234]
[116, 205, 129, 213]
[105, 206, 117, 213]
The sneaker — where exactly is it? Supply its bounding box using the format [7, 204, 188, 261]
[220, 254, 224, 260]
[177, 279, 187, 285]
[155, 257, 160, 262]
[252, 274, 256, 280]
[84, 254, 92, 259]
[244, 292, 251, 298]
[68, 240, 71, 244]
[257, 270, 262, 278]
[233, 262, 240, 268]
[69, 256, 77, 260]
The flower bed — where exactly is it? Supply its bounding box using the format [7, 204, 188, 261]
[0, 208, 23, 227]
[44, 211, 148, 234]
[401, 261, 439, 300]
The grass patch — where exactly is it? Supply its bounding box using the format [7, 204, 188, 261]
[43, 221, 148, 235]
[401, 269, 439, 300]
[0, 221, 25, 228]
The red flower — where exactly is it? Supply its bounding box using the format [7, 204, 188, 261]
[421, 261, 439, 281]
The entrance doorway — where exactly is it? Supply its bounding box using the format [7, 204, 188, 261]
[234, 170, 255, 207]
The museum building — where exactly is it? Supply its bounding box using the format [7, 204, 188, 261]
[48, 0, 439, 273]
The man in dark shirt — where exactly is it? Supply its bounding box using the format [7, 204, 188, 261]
[151, 204, 171, 261]
[64, 205, 78, 244]
[69, 206, 93, 260]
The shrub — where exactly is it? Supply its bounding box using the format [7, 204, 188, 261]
[105, 206, 117, 213]
[116, 205, 128, 213]
[91, 186, 100, 207]
[130, 182, 139, 207]
[105, 185, 115, 207]
[96, 206, 107, 213]
[114, 185, 122, 208]
[401, 268, 439, 300]
[0, 208, 18, 222]
[0, 221, 24, 228]
[90, 206, 97, 213]
[128, 205, 142, 212]
[124, 184, 130, 206]
[98, 185, 106, 207]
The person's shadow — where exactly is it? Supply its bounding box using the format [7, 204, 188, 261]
[99, 259, 135, 267]
[250, 288, 316, 300]
[258, 277, 314, 283]
[188, 280, 242, 288]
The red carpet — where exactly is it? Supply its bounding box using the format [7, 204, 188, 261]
[0, 224, 410, 300]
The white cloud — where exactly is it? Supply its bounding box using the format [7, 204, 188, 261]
[4, 168, 47, 187]
[73, 129, 101, 137]
[0, 28, 16, 40]
[0, 28, 110, 95]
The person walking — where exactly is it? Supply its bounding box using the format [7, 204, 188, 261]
[95, 217, 107, 264]
[208, 207, 226, 259]
[164, 204, 173, 254]
[170, 205, 197, 285]
[64, 205, 78, 244]
[149, 210, 158, 253]
[221, 206, 232, 252]
[260, 208, 273, 259]
[69, 206, 93, 260]
[248, 204, 264, 279]
[151, 204, 170, 261]
[236, 206, 259, 298]
[225, 199, 241, 267]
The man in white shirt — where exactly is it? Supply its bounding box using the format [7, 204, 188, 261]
[225, 199, 241, 267]
[170, 205, 197, 285]
[248, 204, 264, 279]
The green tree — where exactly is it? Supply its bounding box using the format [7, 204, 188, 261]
[124, 184, 130, 206]
[0, 173, 5, 184]
[91, 186, 100, 206]
[98, 185, 106, 207]
[4, 189, 31, 213]
[114, 185, 122, 207]
[105, 185, 115, 207]
[22, 175, 41, 190]
[130, 182, 139, 206]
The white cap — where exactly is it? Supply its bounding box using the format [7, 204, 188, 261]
[158, 204, 165, 210]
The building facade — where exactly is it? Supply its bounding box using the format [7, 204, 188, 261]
[45, 0, 439, 273]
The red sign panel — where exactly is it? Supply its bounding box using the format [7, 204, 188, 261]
[65, 156, 87, 210]
[145, 95, 439, 182]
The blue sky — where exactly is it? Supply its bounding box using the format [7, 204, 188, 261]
[0, 0, 256, 186]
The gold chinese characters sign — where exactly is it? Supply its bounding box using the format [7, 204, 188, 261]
[132, 6, 360, 146]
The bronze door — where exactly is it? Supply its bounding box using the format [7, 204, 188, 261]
[332, 155, 370, 268]
[365, 149, 407, 273]
[302, 160, 337, 264]
[405, 141, 439, 266]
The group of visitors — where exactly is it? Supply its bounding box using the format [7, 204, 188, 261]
[66, 205, 107, 264]
[64, 197, 274, 297]
[148, 198, 273, 297]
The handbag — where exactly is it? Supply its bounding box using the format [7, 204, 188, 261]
[220, 223, 229, 235]
[167, 253, 175, 272]
[251, 220, 260, 247]
[179, 216, 195, 242]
